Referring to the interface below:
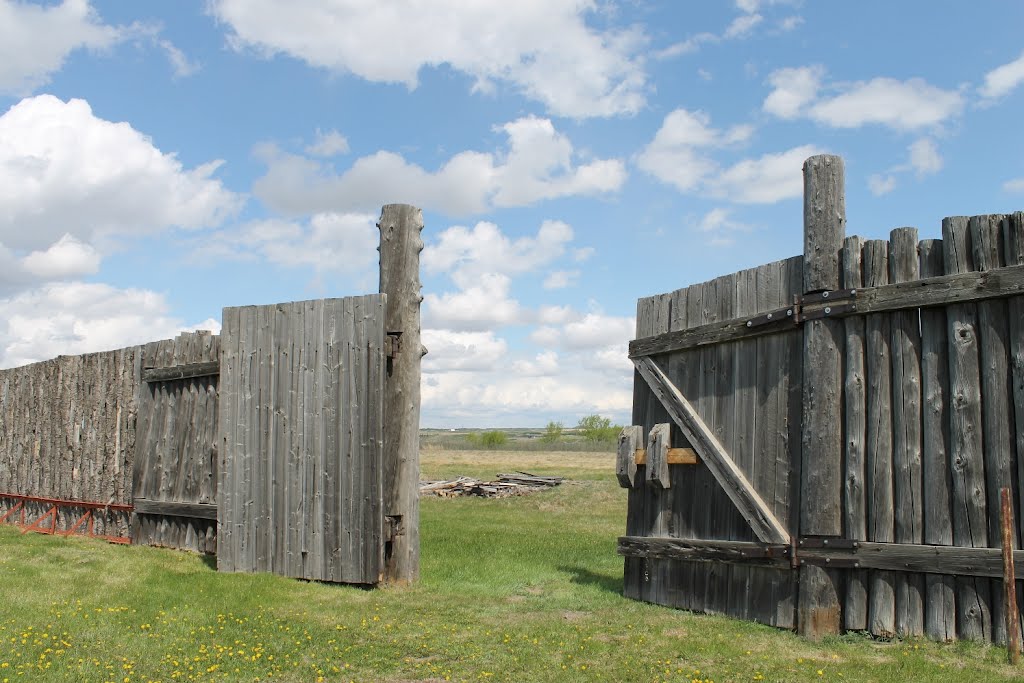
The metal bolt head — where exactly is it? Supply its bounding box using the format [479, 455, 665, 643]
[746, 320, 753, 327]
[822, 291, 830, 298]
[824, 306, 832, 314]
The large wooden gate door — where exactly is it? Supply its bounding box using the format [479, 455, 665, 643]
[217, 295, 387, 585]
[132, 332, 220, 554]
[618, 257, 804, 628]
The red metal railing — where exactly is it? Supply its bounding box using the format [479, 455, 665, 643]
[0, 492, 132, 544]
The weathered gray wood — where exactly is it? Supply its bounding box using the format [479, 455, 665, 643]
[142, 361, 219, 383]
[920, 238, 957, 641]
[864, 239, 896, 638]
[0, 347, 139, 539]
[132, 332, 220, 554]
[809, 543, 1024, 579]
[1004, 214, 1024, 554]
[628, 263, 1024, 359]
[218, 296, 386, 584]
[616, 426, 642, 488]
[378, 204, 423, 584]
[943, 215, 992, 642]
[618, 536, 789, 565]
[798, 154, 845, 639]
[803, 155, 846, 293]
[971, 214, 1015, 646]
[134, 498, 217, 521]
[633, 357, 789, 544]
[889, 227, 925, 638]
[622, 536, 1024, 580]
[842, 235, 868, 631]
[646, 423, 671, 488]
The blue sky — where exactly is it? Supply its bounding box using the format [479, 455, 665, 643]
[1, 1, 1022, 427]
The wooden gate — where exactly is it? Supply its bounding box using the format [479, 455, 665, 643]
[620, 154, 1024, 644]
[132, 332, 220, 554]
[620, 255, 803, 628]
[216, 295, 388, 585]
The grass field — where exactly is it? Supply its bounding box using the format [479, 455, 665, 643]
[0, 448, 1020, 682]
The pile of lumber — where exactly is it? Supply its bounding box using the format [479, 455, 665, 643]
[420, 472, 564, 498]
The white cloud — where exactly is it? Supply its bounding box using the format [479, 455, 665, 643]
[0, 0, 124, 95]
[0, 282, 217, 369]
[810, 78, 963, 130]
[423, 273, 523, 331]
[763, 67, 963, 131]
[511, 350, 560, 377]
[157, 38, 200, 78]
[209, 0, 647, 118]
[708, 145, 823, 203]
[979, 50, 1024, 99]
[305, 128, 349, 157]
[0, 95, 241, 251]
[735, 0, 760, 12]
[422, 329, 508, 373]
[763, 65, 824, 119]
[779, 16, 804, 31]
[1002, 178, 1024, 194]
[636, 108, 752, 192]
[423, 219, 574, 280]
[531, 311, 634, 352]
[21, 234, 101, 279]
[254, 116, 624, 217]
[543, 270, 579, 290]
[868, 173, 897, 196]
[421, 368, 631, 427]
[908, 138, 942, 175]
[694, 208, 752, 246]
[638, 108, 816, 204]
[725, 13, 763, 39]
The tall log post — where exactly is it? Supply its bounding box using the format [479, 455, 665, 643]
[378, 204, 424, 584]
[798, 154, 845, 638]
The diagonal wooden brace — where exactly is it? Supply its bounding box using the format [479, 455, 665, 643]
[633, 356, 790, 545]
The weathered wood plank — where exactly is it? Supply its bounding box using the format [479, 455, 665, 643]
[633, 357, 789, 545]
[864, 239, 896, 638]
[798, 154, 845, 639]
[618, 536, 789, 565]
[970, 214, 1015, 646]
[616, 426, 642, 488]
[889, 227, 925, 638]
[842, 235, 868, 631]
[646, 424, 671, 488]
[379, 205, 423, 584]
[134, 498, 217, 521]
[920, 238, 957, 641]
[628, 263, 1024, 359]
[142, 361, 219, 383]
[943, 215, 992, 642]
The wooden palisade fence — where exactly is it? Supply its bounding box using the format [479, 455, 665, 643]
[620, 154, 1024, 643]
[0, 204, 423, 586]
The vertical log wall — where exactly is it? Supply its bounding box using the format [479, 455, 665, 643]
[0, 348, 140, 537]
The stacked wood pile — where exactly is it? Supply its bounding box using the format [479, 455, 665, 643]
[420, 472, 563, 498]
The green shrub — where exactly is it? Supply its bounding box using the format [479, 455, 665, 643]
[479, 430, 508, 448]
[576, 414, 621, 443]
[540, 421, 563, 443]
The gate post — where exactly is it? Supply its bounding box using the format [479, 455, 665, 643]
[378, 204, 424, 583]
[798, 155, 845, 637]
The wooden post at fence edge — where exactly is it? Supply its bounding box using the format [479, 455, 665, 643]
[1001, 488, 1021, 663]
[379, 204, 424, 584]
[798, 154, 845, 638]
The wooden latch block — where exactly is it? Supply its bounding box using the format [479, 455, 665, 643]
[616, 424, 699, 489]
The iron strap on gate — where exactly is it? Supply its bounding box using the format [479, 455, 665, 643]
[745, 289, 858, 329]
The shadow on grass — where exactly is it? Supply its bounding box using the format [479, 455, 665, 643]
[560, 565, 623, 595]
[200, 554, 217, 571]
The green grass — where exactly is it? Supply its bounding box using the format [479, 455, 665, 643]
[0, 450, 1019, 682]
